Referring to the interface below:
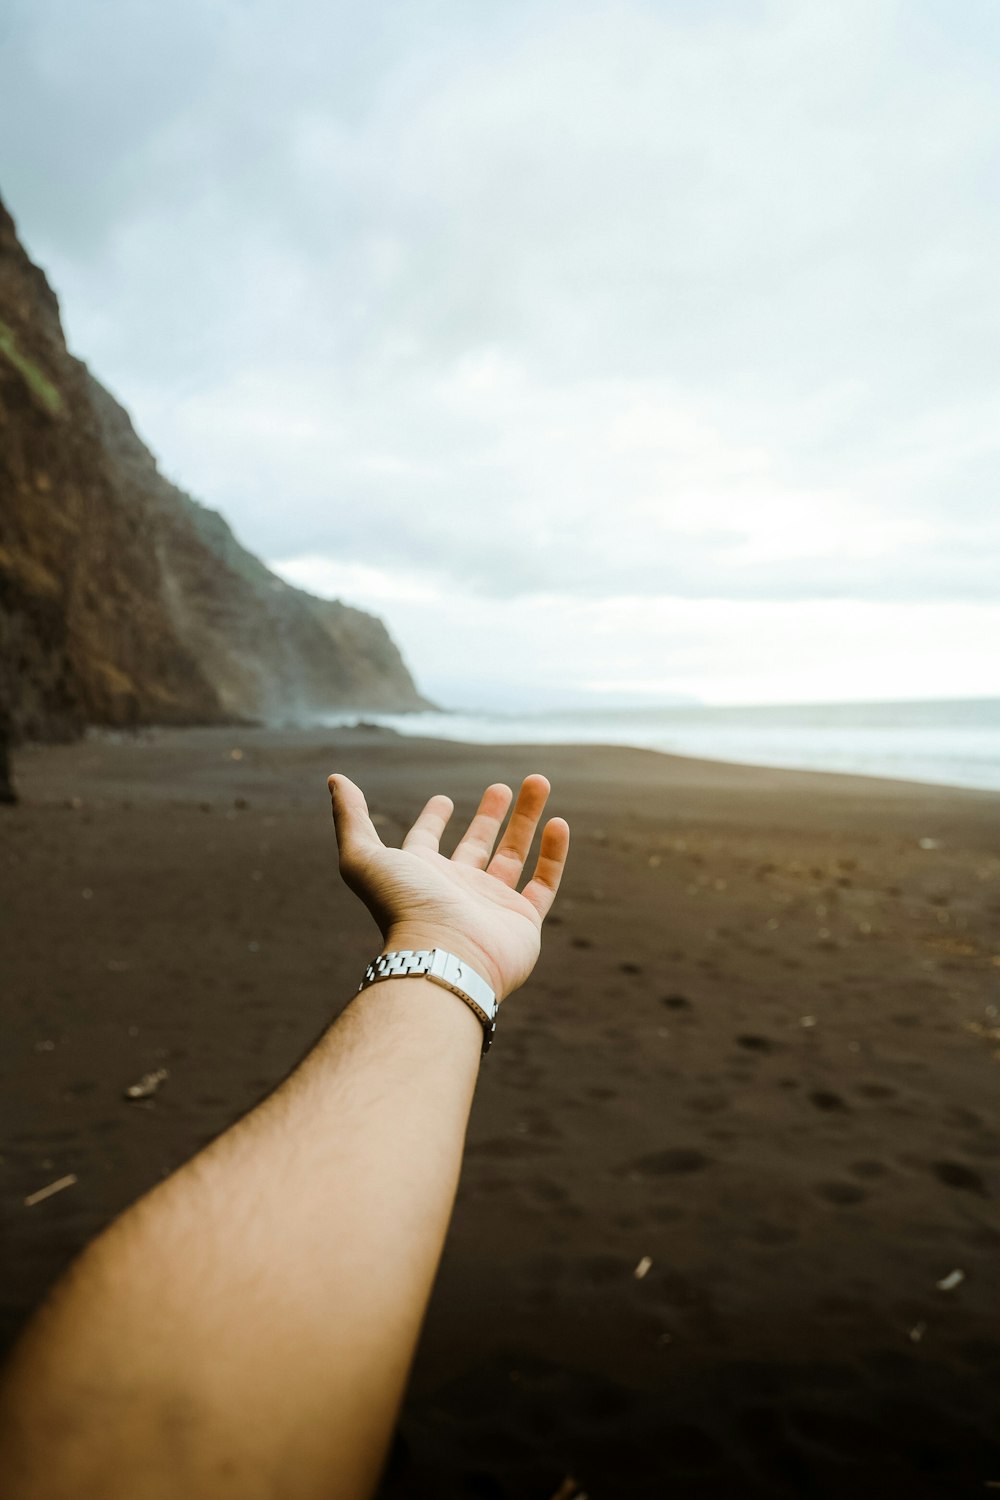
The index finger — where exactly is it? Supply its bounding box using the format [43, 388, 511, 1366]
[401, 793, 455, 853]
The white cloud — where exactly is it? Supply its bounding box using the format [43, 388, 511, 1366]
[274, 554, 1000, 707]
[2, 0, 999, 702]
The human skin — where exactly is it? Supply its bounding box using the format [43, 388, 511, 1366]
[0, 772, 569, 1500]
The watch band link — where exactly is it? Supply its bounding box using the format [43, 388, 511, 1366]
[359, 948, 498, 1055]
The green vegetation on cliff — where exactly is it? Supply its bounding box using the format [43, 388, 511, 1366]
[0, 317, 62, 414]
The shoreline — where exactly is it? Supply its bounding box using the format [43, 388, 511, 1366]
[310, 698, 1000, 796]
[305, 702, 1000, 798]
[15, 718, 1000, 803]
[4, 726, 1000, 1495]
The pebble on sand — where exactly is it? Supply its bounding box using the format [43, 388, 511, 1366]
[25, 1174, 77, 1207]
[124, 1067, 169, 1101]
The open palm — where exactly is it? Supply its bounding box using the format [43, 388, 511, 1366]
[329, 773, 570, 1000]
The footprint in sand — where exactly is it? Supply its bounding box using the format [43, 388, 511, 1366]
[946, 1105, 983, 1129]
[630, 1148, 712, 1175]
[809, 1089, 851, 1112]
[736, 1033, 777, 1053]
[662, 993, 692, 1010]
[816, 1181, 867, 1206]
[620, 961, 643, 975]
[932, 1160, 989, 1196]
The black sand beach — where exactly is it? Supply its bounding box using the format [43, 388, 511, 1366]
[3, 726, 1000, 1497]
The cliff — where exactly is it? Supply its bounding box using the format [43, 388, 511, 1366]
[85, 375, 429, 723]
[0, 193, 428, 763]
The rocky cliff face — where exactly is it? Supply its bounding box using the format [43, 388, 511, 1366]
[85, 375, 429, 722]
[0, 194, 428, 756]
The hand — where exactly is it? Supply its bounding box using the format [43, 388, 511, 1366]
[329, 773, 570, 1000]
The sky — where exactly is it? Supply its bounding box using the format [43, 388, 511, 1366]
[1, 0, 999, 709]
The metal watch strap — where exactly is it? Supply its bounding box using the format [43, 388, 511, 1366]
[358, 948, 499, 1055]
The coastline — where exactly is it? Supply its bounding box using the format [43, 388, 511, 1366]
[324, 697, 1000, 795]
[4, 725, 1000, 1496]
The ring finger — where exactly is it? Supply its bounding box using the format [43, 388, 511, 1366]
[485, 774, 551, 888]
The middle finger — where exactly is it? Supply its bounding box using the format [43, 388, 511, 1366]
[485, 774, 551, 888]
[451, 783, 514, 867]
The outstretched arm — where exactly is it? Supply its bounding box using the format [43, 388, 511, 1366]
[0, 773, 569, 1500]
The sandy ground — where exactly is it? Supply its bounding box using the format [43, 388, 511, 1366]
[3, 725, 1000, 1497]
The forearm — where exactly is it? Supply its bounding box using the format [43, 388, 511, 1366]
[0, 967, 482, 1500]
[0, 768, 569, 1499]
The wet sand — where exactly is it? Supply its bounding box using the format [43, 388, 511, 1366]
[3, 725, 1000, 1497]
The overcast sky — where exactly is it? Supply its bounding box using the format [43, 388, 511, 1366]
[2, 0, 999, 707]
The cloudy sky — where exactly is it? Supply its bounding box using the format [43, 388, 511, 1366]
[2, 0, 999, 708]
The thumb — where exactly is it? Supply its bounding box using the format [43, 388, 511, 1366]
[328, 774, 384, 864]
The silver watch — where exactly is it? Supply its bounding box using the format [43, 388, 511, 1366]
[358, 948, 499, 1055]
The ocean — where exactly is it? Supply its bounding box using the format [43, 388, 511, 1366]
[324, 697, 1000, 793]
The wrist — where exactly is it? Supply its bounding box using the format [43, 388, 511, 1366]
[381, 926, 504, 1002]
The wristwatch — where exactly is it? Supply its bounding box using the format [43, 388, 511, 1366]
[358, 948, 499, 1055]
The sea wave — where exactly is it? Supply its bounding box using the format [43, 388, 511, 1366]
[323, 699, 1000, 793]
